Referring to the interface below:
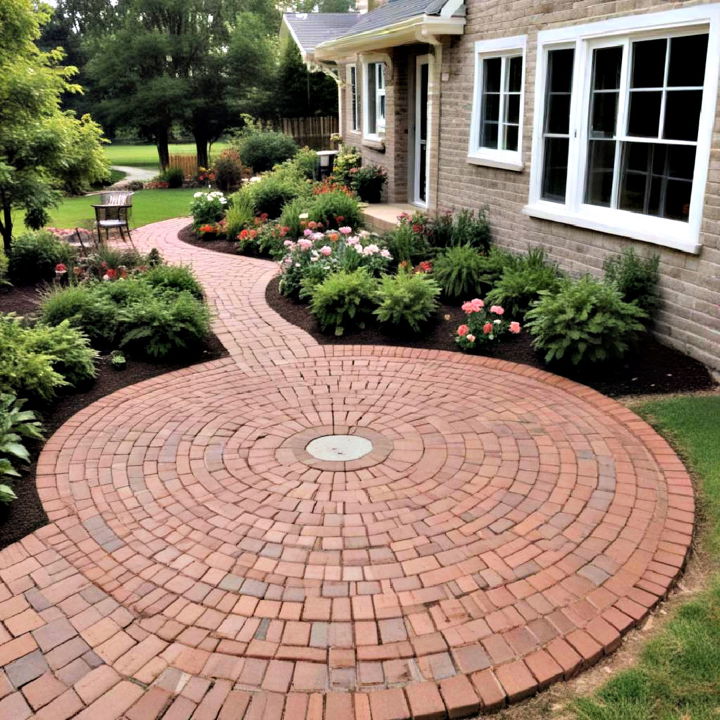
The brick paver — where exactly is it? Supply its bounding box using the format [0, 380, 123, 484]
[0, 218, 694, 717]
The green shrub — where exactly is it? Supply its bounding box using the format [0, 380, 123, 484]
[332, 146, 361, 186]
[0, 393, 43, 503]
[236, 130, 298, 173]
[0, 314, 96, 402]
[160, 166, 184, 188]
[603, 247, 661, 320]
[450, 208, 491, 252]
[288, 147, 317, 180]
[0, 249, 9, 287]
[190, 191, 227, 228]
[279, 197, 311, 239]
[350, 165, 387, 203]
[476, 247, 519, 291]
[310, 269, 377, 336]
[39, 285, 118, 347]
[8, 231, 75, 284]
[246, 174, 305, 219]
[118, 290, 210, 359]
[213, 148, 244, 193]
[486, 248, 563, 318]
[226, 192, 255, 237]
[141, 265, 203, 299]
[308, 190, 362, 231]
[433, 245, 488, 300]
[373, 271, 440, 333]
[25, 322, 98, 388]
[525, 275, 647, 367]
[386, 222, 431, 265]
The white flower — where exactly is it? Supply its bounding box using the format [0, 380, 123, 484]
[493, 319, 501, 324]
[380, 249, 392, 259]
[193, 191, 203, 198]
[299, 213, 309, 220]
[363, 244, 380, 256]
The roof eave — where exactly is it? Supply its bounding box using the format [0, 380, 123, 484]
[314, 14, 465, 60]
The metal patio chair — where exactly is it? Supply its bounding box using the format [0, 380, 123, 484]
[92, 191, 135, 248]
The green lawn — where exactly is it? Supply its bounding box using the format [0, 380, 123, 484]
[574, 394, 720, 720]
[12, 188, 195, 231]
[104, 142, 230, 170]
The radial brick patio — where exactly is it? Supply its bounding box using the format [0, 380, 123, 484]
[0, 218, 695, 719]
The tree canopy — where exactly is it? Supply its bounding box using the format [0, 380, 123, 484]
[0, 0, 108, 253]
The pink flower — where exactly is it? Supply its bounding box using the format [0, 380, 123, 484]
[461, 298, 484, 314]
[320, 245, 332, 256]
[457, 324, 469, 337]
[466, 334, 476, 342]
[339, 226, 352, 235]
[490, 305, 504, 315]
[482, 322, 493, 335]
[303, 228, 313, 237]
[509, 321, 521, 334]
[298, 238, 312, 251]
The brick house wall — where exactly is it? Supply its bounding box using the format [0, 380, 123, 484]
[436, 0, 720, 373]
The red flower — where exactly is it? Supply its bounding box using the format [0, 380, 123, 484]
[55, 263, 67, 273]
[482, 322, 493, 335]
[279, 226, 289, 237]
[417, 261, 432, 273]
[260, 213, 269, 221]
[199, 224, 215, 233]
[106, 268, 117, 279]
[412, 224, 423, 234]
[336, 216, 345, 222]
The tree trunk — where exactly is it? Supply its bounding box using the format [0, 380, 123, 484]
[195, 135, 209, 170]
[156, 128, 170, 171]
[1, 198, 12, 257]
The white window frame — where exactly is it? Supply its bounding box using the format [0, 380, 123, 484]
[363, 60, 386, 140]
[347, 64, 360, 134]
[468, 35, 526, 171]
[525, 5, 720, 254]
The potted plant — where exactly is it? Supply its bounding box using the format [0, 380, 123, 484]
[349, 164, 387, 203]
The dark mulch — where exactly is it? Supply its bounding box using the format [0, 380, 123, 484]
[0, 290, 228, 550]
[178, 223, 239, 255]
[0, 283, 43, 315]
[266, 275, 715, 399]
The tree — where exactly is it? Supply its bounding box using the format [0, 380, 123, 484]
[0, 0, 108, 254]
[86, 0, 280, 170]
[274, 40, 339, 118]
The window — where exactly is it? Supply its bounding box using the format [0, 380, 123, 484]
[526, 6, 720, 253]
[364, 61, 386, 138]
[348, 64, 360, 133]
[468, 36, 526, 170]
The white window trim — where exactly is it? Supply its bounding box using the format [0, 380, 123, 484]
[362, 60, 387, 141]
[468, 35, 526, 171]
[525, 4, 720, 254]
[347, 64, 360, 134]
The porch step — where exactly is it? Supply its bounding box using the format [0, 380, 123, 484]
[362, 203, 418, 233]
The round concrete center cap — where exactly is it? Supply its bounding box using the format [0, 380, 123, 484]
[305, 434, 373, 461]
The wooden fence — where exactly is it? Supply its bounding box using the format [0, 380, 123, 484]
[273, 116, 338, 150]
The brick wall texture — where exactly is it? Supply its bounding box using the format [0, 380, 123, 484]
[337, 0, 720, 373]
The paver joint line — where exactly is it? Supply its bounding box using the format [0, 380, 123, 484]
[0, 217, 693, 719]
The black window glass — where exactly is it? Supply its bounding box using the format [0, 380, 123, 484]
[668, 34, 708, 87]
[627, 91, 661, 136]
[508, 56, 523, 92]
[631, 38, 667, 88]
[585, 139, 616, 207]
[663, 90, 703, 141]
[542, 137, 570, 202]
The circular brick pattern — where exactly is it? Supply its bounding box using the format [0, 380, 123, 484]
[306, 435, 374, 462]
[10, 219, 693, 720]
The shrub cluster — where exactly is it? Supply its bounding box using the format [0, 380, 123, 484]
[235, 130, 298, 173]
[8, 231, 75, 284]
[0, 393, 43, 504]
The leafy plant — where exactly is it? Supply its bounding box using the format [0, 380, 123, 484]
[236, 130, 298, 173]
[246, 174, 304, 219]
[373, 271, 440, 333]
[525, 275, 648, 367]
[603, 247, 661, 320]
[476, 247, 519, 291]
[309, 269, 377, 336]
[226, 192, 255, 237]
[0, 314, 95, 402]
[0, 393, 43, 503]
[0, 248, 9, 287]
[213, 148, 244, 193]
[8, 231, 75, 284]
[118, 291, 210, 359]
[109, 350, 126, 370]
[160, 166, 184, 188]
[141, 265, 203, 299]
[349, 164, 386, 203]
[190, 191, 227, 229]
[332, 145, 362, 186]
[279, 197, 310, 240]
[450, 208, 491, 252]
[432, 245, 488, 300]
[386, 221, 431, 265]
[307, 190, 362, 231]
[486, 248, 563, 318]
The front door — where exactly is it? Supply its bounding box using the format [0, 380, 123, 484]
[413, 56, 430, 206]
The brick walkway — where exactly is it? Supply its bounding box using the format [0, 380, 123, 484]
[0, 218, 694, 719]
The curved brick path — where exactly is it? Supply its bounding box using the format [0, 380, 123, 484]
[0, 218, 694, 719]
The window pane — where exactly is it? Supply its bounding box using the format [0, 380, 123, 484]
[619, 142, 695, 222]
[506, 93, 520, 124]
[547, 92, 572, 134]
[542, 137, 570, 202]
[367, 64, 377, 134]
[484, 57, 501, 93]
[483, 91, 500, 124]
[627, 90, 661, 136]
[668, 34, 708, 87]
[505, 124, 519, 152]
[664, 89, 703, 141]
[590, 91, 618, 137]
[482, 121, 499, 148]
[631, 38, 667, 88]
[593, 46, 622, 90]
[585, 139, 616, 207]
[548, 48, 574, 92]
[507, 56, 523, 92]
